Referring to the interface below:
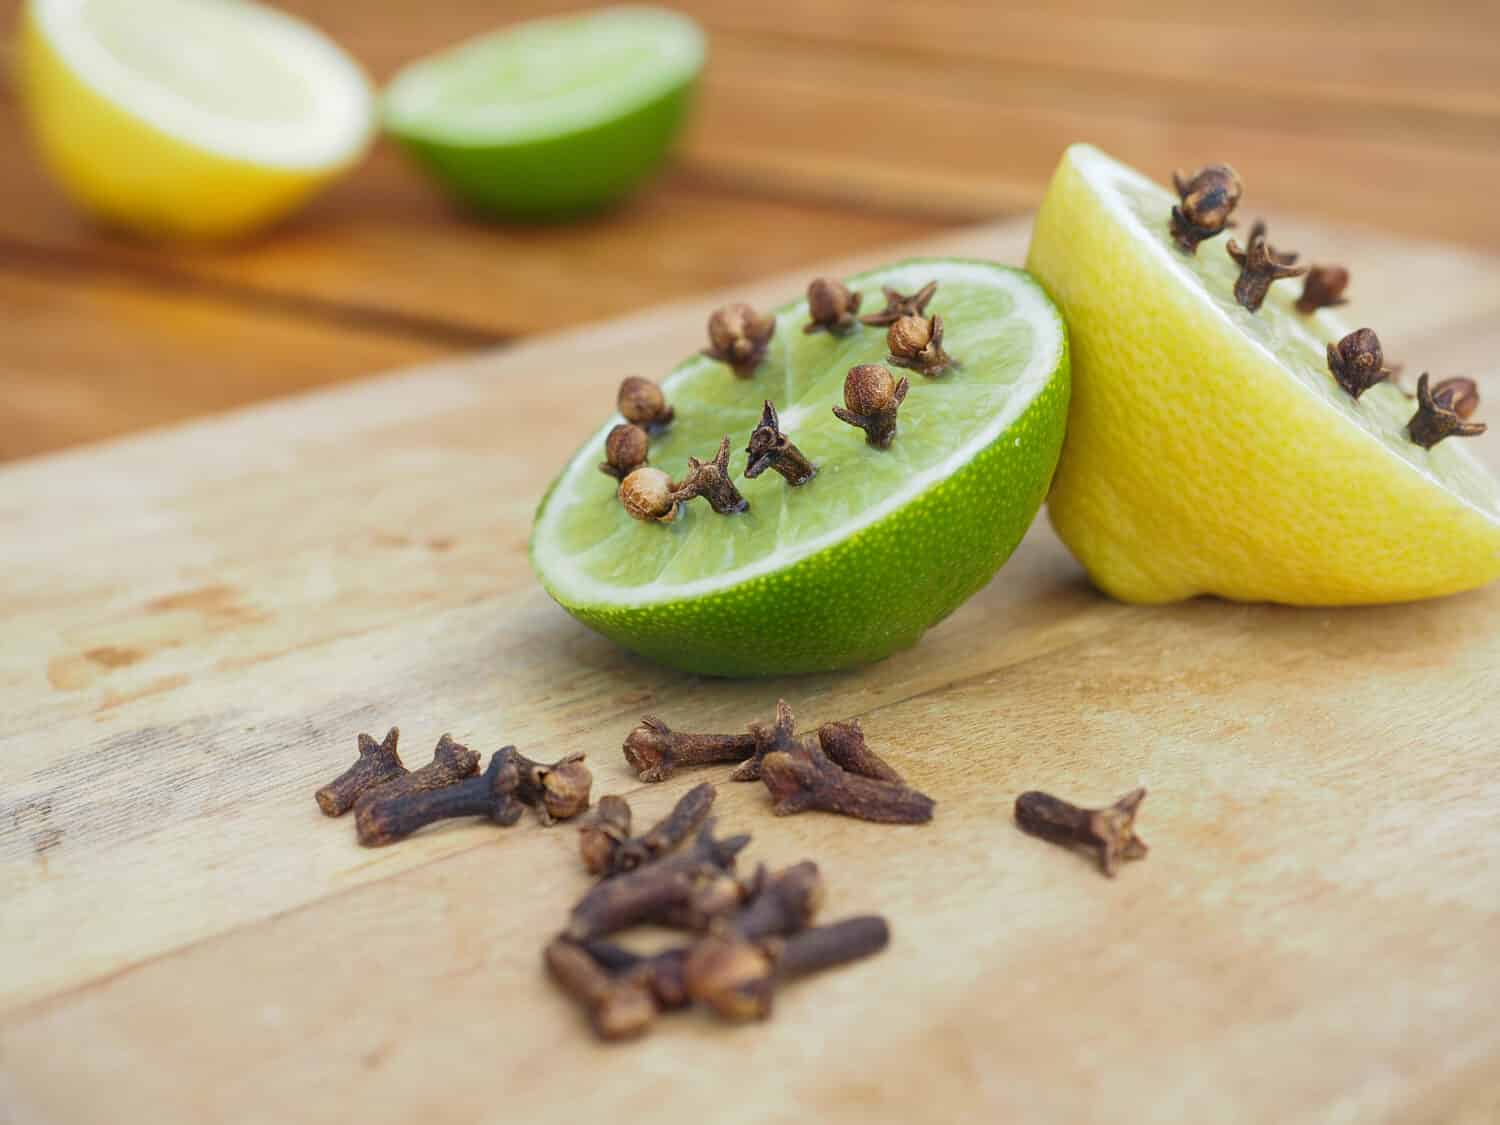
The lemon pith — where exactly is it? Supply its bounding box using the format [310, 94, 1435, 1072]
[18, 0, 372, 239]
[530, 259, 1070, 676]
[1026, 144, 1500, 606]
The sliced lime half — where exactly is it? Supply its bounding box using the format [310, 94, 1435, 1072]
[530, 259, 1070, 676]
[383, 6, 704, 219]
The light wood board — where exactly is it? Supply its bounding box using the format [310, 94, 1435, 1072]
[4, 217, 1500, 1124]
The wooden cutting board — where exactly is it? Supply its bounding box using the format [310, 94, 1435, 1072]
[4, 216, 1500, 1124]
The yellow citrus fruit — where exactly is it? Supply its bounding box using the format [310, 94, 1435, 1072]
[18, 0, 374, 239]
[1027, 143, 1500, 605]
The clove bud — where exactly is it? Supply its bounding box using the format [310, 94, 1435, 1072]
[1225, 220, 1306, 313]
[1014, 787, 1149, 877]
[703, 303, 776, 377]
[859, 281, 937, 327]
[565, 821, 750, 940]
[760, 740, 935, 824]
[544, 938, 657, 1041]
[355, 749, 524, 846]
[804, 277, 862, 336]
[616, 377, 674, 433]
[1326, 328, 1392, 400]
[686, 915, 890, 1022]
[353, 734, 479, 811]
[670, 436, 748, 515]
[315, 727, 405, 817]
[745, 400, 816, 486]
[1295, 266, 1349, 314]
[1408, 372, 1488, 449]
[579, 783, 719, 877]
[618, 467, 679, 523]
[623, 716, 757, 782]
[600, 423, 650, 481]
[832, 364, 909, 449]
[886, 314, 954, 378]
[1169, 163, 1242, 254]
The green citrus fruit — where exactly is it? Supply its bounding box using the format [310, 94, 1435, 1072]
[530, 258, 1070, 676]
[382, 6, 703, 220]
[1027, 143, 1500, 604]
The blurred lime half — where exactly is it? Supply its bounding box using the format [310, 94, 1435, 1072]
[531, 259, 1070, 677]
[383, 6, 704, 220]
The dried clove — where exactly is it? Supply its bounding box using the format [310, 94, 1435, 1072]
[354, 734, 480, 811]
[315, 727, 405, 817]
[579, 783, 719, 877]
[832, 363, 909, 449]
[859, 281, 937, 327]
[1014, 787, 1149, 877]
[730, 697, 800, 782]
[1169, 163, 1242, 254]
[1295, 266, 1350, 314]
[1326, 328, 1392, 400]
[600, 423, 650, 481]
[671, 437, 748, 515]
[578, 795, 634, 876]
[584, 941, 693, 1010]
[618, 466, 680, 523]
[544, 938, 658, 1041]
[717, 860, 824, 941]
[565, 821, 751, 940]
[1408, 372, 1488, 449]
[616, 376, 674, 434]
[816, 720, 904, 785]
[704, 303, 776, 377]
[355, 749, 524, 846]
[760, 739, 935, 824]
[623, 716, 758, 782]
[1431, 376, 1480, 420]
[887, 314, 954, 378]
[803, 277, 862, 336]
[685, 915, 890, 1022]
[745, 400, 816, 486]
[499, 746, 593, 825]
[1226, 220, 1306, 312]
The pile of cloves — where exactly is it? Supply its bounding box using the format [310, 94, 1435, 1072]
[1170, 162, 1487, 448]
[548, 781, 891, 1040]
[313, 727, 594, 846]
[622, 700, 935, 825]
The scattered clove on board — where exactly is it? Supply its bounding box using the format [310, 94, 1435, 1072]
[353, 734, 480, 810]
[760, 738, 935, 824]
[1014, 787, 1149, 877]
[315, 727, 406, 816]
[564, 820, 751, 941]
[578, 782, 718, 878]
[686, 916, 892, 1022]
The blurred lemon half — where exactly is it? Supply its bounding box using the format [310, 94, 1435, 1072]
[18, 0, 375, 239]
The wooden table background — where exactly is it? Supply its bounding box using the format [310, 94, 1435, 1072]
[2, 0, 1499, 462]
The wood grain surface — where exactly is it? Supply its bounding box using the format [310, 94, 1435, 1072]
[2, 0, 1500, 459]
[3, 215, 1500, 1123]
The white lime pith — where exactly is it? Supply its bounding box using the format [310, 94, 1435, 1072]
[531, 259, 1070, 676]
[1026, 143, 1500, 605]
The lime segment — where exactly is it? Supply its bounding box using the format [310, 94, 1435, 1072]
[530, 259, 1070, 676]
[383, 7, 704, 219]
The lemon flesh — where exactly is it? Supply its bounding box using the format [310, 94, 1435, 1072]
[383, 7, 703, 219]
[1027, 144, 1500, 606]
[19, 0, 373, 239]
[530, 259, 1070, 677]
